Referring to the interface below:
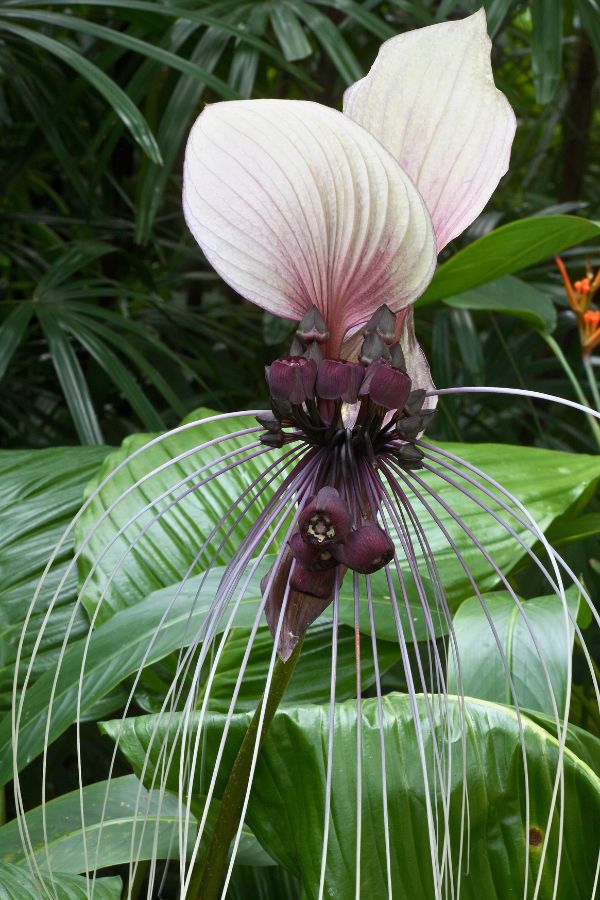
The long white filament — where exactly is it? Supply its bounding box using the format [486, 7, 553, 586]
[12, 385, 600, 899]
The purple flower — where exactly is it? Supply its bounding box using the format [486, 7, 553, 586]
[267, 356, 317, 404]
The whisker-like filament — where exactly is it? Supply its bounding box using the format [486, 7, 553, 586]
[130, 456, 319, 894]
[365, 574, 393, 899]
[13, 416, 268, 895]
[389, 458, 575, 900]
[375, 471, 461, 898]
[318, 583, 340, 900]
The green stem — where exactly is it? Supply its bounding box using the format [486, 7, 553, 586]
[583, 356, 600, 413]
[543, 334, 600, 450]
[189, 637, 305, 900]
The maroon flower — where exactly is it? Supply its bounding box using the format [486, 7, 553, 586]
[290, 561, 337, 598]
[298, 487, 351, 546]
[335, 522, 394, 574]
[360, 359, 412, 410]
[288, 532, 338, 570]
[267, 356, 317, 404]
[316, 359, 365, 403]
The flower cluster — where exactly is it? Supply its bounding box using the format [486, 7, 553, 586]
[287, 487, 394, 599]
[258, 303, 435, 468]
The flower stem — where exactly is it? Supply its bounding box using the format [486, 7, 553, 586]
[543, 334, 600, 450]
[189, 637, 305, 899]
[583, 356, 600, 413]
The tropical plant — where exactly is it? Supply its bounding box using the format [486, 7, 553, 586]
[1, 3, 600, 900]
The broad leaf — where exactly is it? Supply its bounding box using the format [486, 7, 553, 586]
[402, 441, 600, 604]
[0, 775, 191, 872]
[103, 695, 600, 899]
[0, 446, 109, 711]
[447, 588, 580, 716]
[135, 618, 400, 716]
[418, 216, 600, 304]
[443, 275, 557, 334]
[75, 410, 278, 621]
[0, 561, 401, 785]
[0, 774, 268, 873]
[0, 863, 120, 899]
[523, 708, 600, 773]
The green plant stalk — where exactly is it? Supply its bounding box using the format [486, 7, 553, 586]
[190, 636, 305, 899]
[543, 335, 600, 450]
[583, 356, 600, 414]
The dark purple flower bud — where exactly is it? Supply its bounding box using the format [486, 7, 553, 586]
[256, 413, 281, 431]
[259, 431, 285, 447]
[395, 414, 424, 441]
[270, 397, 293, 423]
[364, 304, 397, 345]
[267, 356, 317, 404]
[335, 522, 394, 574]
[296, 305, 329, 344]
[289, 532, 338, 570]
[298, 486, 351, 546]
[290, 561, 337, 599]
[396, 443, 424, 469]
[359, 360, 412, 410]
[396, 409, 436, 440]
[405, 389, 427, 415]
[316, 360, 365, 403]
[360, 332, 391, 365]
[389, 342, 407, 372]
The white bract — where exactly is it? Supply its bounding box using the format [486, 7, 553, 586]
[183, 8, 516, 389]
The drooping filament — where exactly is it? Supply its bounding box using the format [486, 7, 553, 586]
[11, 386, 600, 899]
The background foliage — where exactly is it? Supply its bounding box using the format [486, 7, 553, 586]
[1, 1, 599, 897]
[1, 0, 599, 449]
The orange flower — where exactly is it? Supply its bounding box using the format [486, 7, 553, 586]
[581, 309, 600, 356]
[555, 256, 600, 314]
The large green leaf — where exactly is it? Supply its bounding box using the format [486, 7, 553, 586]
[392, 441, 600, 606]
[135, 617, 400, 716]
[0, 558, 401, 785]
[418, 216, 600, 305]
[75, 410, 278, 621]
[443, 275, 557, 334]
[0, 775, 192, 872]
[0, 863, 120, 899]
[103, 695, 600, 899]
[0, 445, 109, 711]
[523, 708, 600, 773]
[0, 773, 269, 873]
[447, 588, 580, 716]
